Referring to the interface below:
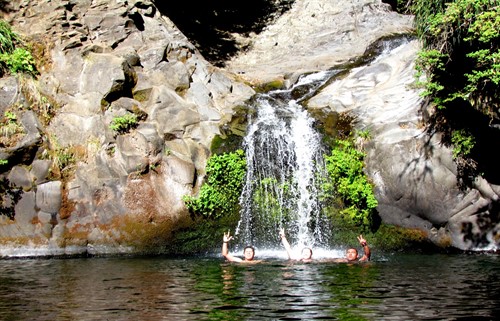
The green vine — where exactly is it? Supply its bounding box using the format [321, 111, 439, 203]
[408, 0, 500, 187]
[451, 129, 475, 159]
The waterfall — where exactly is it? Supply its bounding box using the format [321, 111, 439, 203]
[235, 71, 334, 251]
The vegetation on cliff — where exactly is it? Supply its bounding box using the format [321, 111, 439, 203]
[183, 149, 247, 219]
[0, 19, 36, 76]
[322, 139, 379, 231]
[401, 0, 500, 186]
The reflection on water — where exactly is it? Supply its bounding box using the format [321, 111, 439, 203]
[1, 254, 500, 320]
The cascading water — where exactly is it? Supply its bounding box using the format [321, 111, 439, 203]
[235, 71, 335, 251]
[233, 36, 416, 255]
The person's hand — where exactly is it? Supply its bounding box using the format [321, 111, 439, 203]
[279, 228, 286, 239]
[223, 231, 233, 243]
[357, 235, 367, 246]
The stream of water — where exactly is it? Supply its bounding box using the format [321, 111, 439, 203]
[236, 70, 334, 251]
[234, 36, 416, 252]
[1, 253, 499, 320]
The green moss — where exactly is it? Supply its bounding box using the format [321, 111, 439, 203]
[254, 79, 285, 93]
[133, 88, 152, 103]
[110, 215, 176, 254]
[210, 134, 244, 155]
[309, 110, 355, 145]
[369, 225, 423, 250]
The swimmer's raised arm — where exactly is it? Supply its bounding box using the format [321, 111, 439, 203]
[222, 231, 242, 262]
[279, 228, 294, 260]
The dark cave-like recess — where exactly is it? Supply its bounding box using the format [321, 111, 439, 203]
[153, 0, 295, 67]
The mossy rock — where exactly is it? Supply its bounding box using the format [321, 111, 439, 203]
[211, 105, 251, 154]
[254, 79, 285, 93]
[211, 134, 244, 155]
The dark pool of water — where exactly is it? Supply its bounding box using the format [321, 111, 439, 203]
[1, 253, 499, 320]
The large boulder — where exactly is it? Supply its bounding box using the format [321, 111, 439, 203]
[226, 0, 413, 83]
[308, 38, 500, 250]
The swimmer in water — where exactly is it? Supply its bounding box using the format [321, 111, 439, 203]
[279, 228, 371, 263]
[279, 228, 313, 262]
[222, 230, 262, 263]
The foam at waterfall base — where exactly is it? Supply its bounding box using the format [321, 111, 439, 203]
[232, 247, 347, 260]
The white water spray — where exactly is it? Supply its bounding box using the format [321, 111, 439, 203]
[236, 72, 333, 250]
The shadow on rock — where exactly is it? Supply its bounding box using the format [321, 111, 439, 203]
[154, 0, 295, 67]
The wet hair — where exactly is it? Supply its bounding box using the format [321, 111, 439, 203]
[346, 247, 358, 255]
[243, 246, 255, 254]
[301, 247, 313, 256]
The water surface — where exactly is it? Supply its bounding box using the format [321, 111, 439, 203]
[1, 253, 499, 320]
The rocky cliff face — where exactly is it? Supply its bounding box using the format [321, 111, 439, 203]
[1, 0, 498, 256]
[0, 0, 254, 256]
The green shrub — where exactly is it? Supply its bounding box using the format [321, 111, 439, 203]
[109, 113, 138, 134]
[0, 19, 18, 54]
[451, 129, 475, 159]
[322, 139, 378, 230]
[0, 111, 24, 143]
[0, 47, 36, 75]
[0, 20, 37, 76]
[183, 150, 246, 219]
[356, 129, 371, 140]
[54, 147, 76, 171]
[412, 0, 500, 117]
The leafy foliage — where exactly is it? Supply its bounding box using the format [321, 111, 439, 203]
[0, 111, 21, 136]
[0, 47, 36, 75]
[0, 19, 36, 76]
[409, 0, 500, 186]
[451, 129, 475, 158]
[0, 19, 18, 54]
[109, 113, 139, 134]
[0, 110, 24, 148]
[252, 177, 284, 221]
[413, 0, 500, 117]
[322, 139, 378, 230]
[183, 150, 246, 219]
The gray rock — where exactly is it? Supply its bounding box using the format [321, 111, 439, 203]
[226, 0, 414, 83]
[147, 86, 201, 134]
[36, 181, 62, 213]
[14, 191, 37, 227]
[80, 52, 136, 102]
[114, 131, 150, 174]
[31, 160, 52, 184]
[7, 0, 490, 255]
[0, 77, 19, 112]
[139, 44, 168, 70]
[7, 166, 33, 190]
